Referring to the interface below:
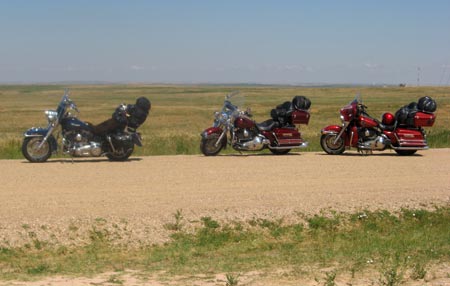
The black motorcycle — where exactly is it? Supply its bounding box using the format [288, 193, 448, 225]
[22, 89, 150, 162]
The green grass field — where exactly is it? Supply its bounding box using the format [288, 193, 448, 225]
[0, 84, 449, 159]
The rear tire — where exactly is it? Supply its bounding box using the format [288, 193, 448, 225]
[269, 149, 291, 155]
[320, 134, 345, 155]
[200, 134, 224, 156]
[395, 149, 417, 156]
[22, 137, 52, 163]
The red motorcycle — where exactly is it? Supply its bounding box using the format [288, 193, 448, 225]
[200, 91, 310, 156]
[320, 95, 437, 155]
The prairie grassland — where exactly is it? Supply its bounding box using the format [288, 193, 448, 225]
[0, 84, 449, 158]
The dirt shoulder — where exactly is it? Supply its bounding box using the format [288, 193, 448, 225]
[1, 149, 449, 246]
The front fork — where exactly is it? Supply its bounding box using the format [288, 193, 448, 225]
[332, 122, 349, 145]
[215, 128, 228, 147]
[37, 124, 56, 149]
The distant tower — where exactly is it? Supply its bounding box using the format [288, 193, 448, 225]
[417, 66, 421, 86]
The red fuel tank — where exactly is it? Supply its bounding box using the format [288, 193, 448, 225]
[358, 115, 378, 128]
[234, 116, 255, 129]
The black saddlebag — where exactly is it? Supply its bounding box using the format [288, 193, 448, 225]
[110, 132, 134, 150]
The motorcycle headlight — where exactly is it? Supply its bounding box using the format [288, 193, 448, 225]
[45, 110, 58, 123]
[214, 111, 228, 122]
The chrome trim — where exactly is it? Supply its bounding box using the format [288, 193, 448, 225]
[349, 131, 354, 150]
[37, 125, 55, 150]
[391, 146, 429, 150]
[45, 110, 58, 123]
[269, 142, 308, 150]
[333, 122, 349, 145]
[321, 130, 339, 135]
[107, 135, 116, 152]
[215, 128, 227, 147]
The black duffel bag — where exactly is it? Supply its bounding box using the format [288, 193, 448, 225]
[395, 102, 417, 126]
[271, 101, 292, 125]
[292, 95, 311, 110]
[126, 97, 151, 129]
[417, 96, 437, 113]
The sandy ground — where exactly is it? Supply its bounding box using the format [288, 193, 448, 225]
[0, 148, 449, 285]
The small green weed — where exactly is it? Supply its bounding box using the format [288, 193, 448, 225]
[378, 257, 405, 286]
[324, 271, 337, 286]
[164, 209, 185, 231]
[225, 273, 239, 286]
[411, 262, 427, 280]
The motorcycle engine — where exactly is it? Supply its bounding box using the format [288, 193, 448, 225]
[359, 128, 377, 141]
[233, 127, 268, 151]
[63, 130, 102, 157]
[358, 128, 391, 151]
[235, 127, 258, 141]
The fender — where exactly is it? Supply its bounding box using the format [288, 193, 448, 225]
[321, 125, 343, 135]
[201, 127, 224, 139]
[23, 127, 58, 152]
[24, 127, 49, 137]
[201, 127, 227, 149]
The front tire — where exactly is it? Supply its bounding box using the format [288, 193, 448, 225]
[22, 137, 52, 163]
[320, 133, 345, 155]
[106, 146, 134, 161]
[395, 149, 417, 156]
[200, 134, 224, 156]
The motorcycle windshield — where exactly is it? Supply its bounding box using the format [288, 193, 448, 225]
[224, 91, 245, 112]
[350, 93, 362, 106]
[56, 90, 78, 122]
[56, 93, 69, 116]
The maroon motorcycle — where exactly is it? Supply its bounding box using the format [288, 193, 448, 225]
[200, 91, 310, 156]
[320, 95, 437, 155]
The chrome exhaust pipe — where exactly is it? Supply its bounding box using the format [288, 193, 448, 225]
[391, 146, 429, 150]
[269, 142, 308, 150]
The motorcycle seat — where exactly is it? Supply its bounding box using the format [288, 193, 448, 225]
[379, 123, 396, 132]
[370, 116, 396, 132]
[92, 118, 123, 135]
[256, 119, 279, 131]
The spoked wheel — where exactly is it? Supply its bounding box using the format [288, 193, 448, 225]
[22, 137, 52, 163]
[269, 148, 291, 155]
[106, 146, 134, 161]
[200, 134, 224, 156]
[395, 149, 417, 156]
[320, 134, 345, 155]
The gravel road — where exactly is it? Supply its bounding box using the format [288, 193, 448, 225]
[0, 148, 449, 246]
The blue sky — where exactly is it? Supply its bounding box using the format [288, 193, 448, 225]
[1, 1, 449, 85]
